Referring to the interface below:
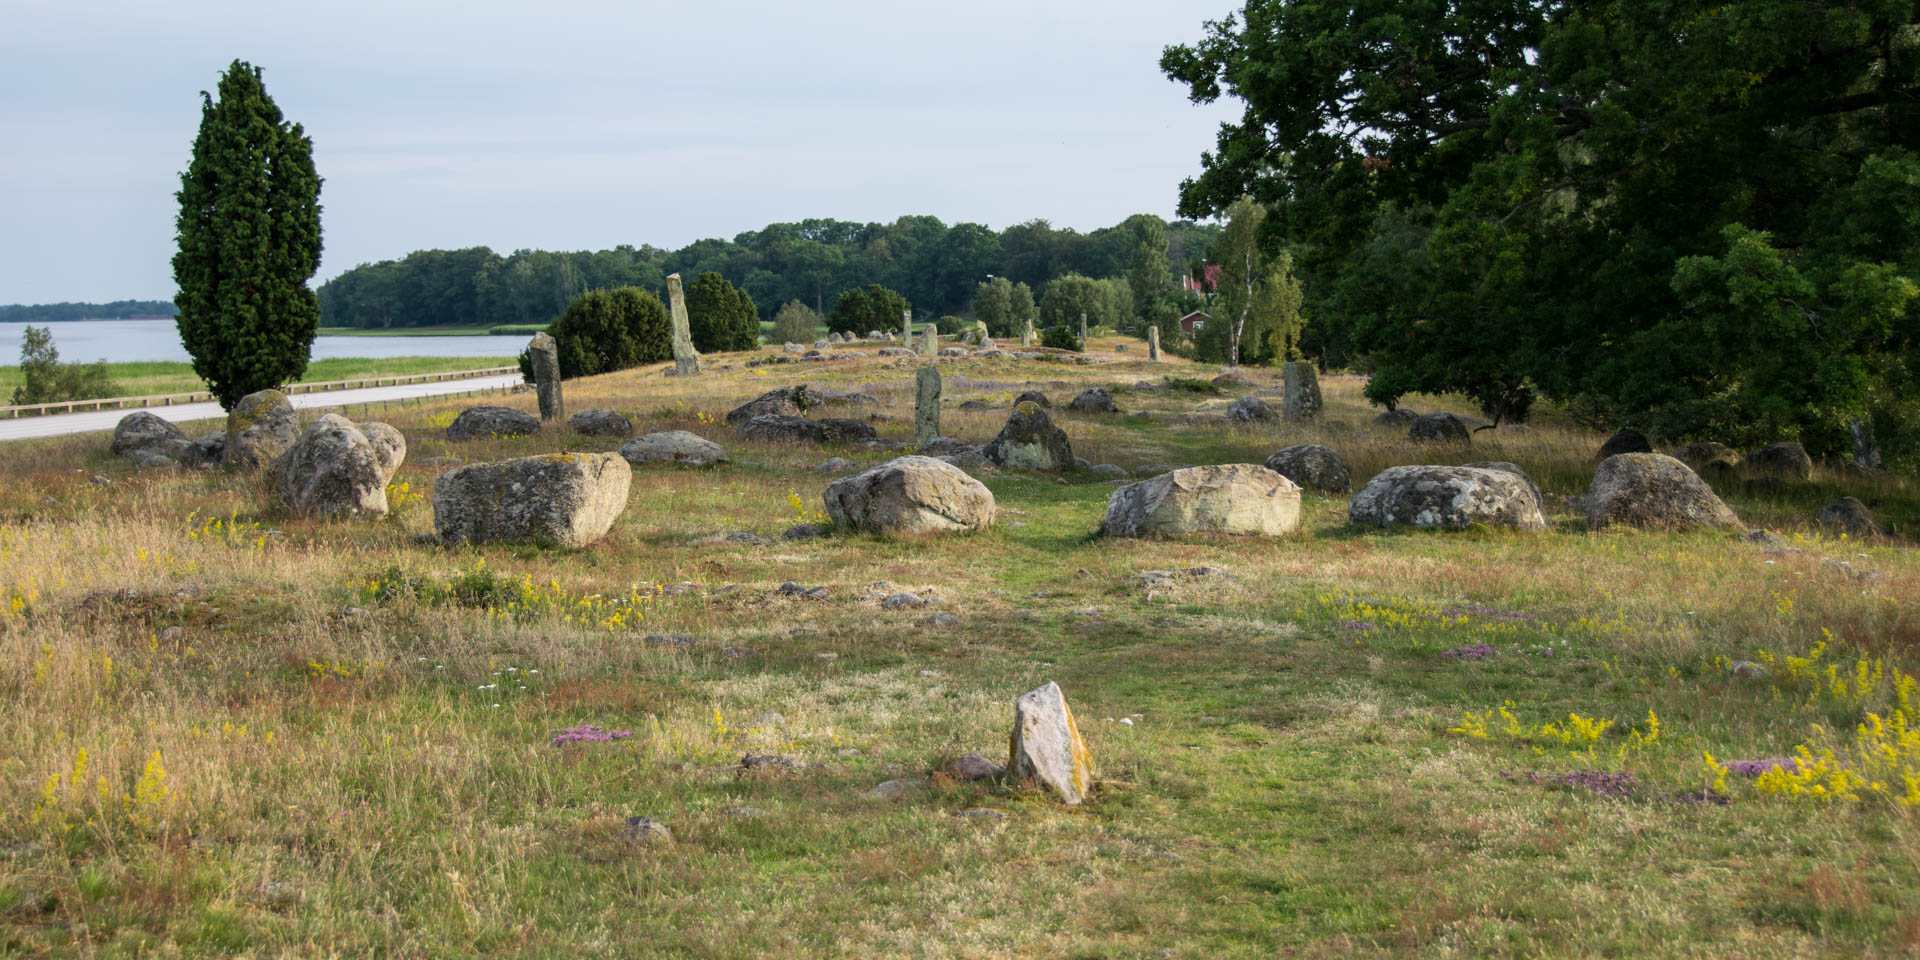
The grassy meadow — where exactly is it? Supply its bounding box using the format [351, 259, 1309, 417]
[0, 356, 516, 403]
[1, 337, 1917, 957]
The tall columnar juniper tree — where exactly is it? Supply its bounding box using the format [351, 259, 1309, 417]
[173, 60, 323, 409]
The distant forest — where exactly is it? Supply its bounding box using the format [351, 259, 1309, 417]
[316, 215, 1222, 330]
[0, 301, 177, 323]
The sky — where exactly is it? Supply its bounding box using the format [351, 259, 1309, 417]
[0, 0, 1245, 304]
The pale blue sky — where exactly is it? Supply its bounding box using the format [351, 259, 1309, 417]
[0, 0, 1242, 303]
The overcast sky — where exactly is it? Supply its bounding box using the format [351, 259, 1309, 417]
[0, 0, 1244, 304]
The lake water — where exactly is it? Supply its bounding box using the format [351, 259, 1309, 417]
[0, 319, 528, 365]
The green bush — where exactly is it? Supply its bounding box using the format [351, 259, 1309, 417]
[1041, 325, 1082, 352]
[9, 326, 119, 405]
[547, 287, 670, 378]
[828, 284, 909, 337]
[770, 300, 822, 344]
[686, 272, 759, 352]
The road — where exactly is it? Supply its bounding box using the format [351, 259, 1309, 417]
[0, 373, 525, 442]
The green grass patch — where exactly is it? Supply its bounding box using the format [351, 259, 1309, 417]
[0, 356, 515, 399]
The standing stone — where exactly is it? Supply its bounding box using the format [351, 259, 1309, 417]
[918, 323, 937, 357]
[1148, 325, 1161, 361]
[528, 332, 563, 421]
[1078, 312, 1089, 345]
[1849, 419, 1883, 470]
[1009, 682, 1092, 806]
[666, 273, 701, 376]
[1282, 361, 1321, 423]
[915, 365, 942, 445]
[1021, 318, 1035, 347]
[901, 309, 913, 344]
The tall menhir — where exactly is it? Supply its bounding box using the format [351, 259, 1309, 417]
[172, 60, 323, 409]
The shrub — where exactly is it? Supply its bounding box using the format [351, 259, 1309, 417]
[9, 326, 119, 405]
[771, 300, 822, 344]
[547, 287, 670, 378]
[828, 284, 909, 337]
[686, 272, 759, 352]
[1041, 325, 1082, 352]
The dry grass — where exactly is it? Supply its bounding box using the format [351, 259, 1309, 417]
[0, 341, 1916, 957]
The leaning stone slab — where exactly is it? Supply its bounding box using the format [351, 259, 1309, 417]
[619, 431, 728, 467]
[1009, 681, 1092, 806]
[433, 452, 632, 547]
[666, 273, 701, 376]
[982, 402, 1073, 471]
[1349, 465, 1546, 530]
[446, 405, 541, 442]
[1584, 453, 1739, 530]
[274, 413, 405, 519]
[529, 332, 563, 421]
[822, 455, 995, 536]
[1102, 464, 1301, 537]
[224, 389, 300, 472]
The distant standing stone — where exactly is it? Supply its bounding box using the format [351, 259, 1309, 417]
[1022, 318, 1035, 347]
[1147, 325, 1161, 361]
[1282, 361, 1321, 423]
[666, 273, 701, 377]
[901, 308, 913, 343]
[1009, 681, 1093, 806]
[529, 332, 564, 421]
[915, 364, 942, 445]
[1078, 312, 1089, 345]
[919, 323, 937, 357]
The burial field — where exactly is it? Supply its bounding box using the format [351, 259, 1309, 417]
[2, 332, 1917, 957]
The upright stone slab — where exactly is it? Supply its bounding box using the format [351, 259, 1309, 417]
[914, 364, 942, 445]
[1009, 682, 1092, 805]
[1282, 361, 1321, 422]
[1022, 319, 1035, 347]
[528, 332, 563, 421]
[1147, 325, 1161, 361]
[901, 309, 913, 344]
[918, 323, 937, 357]
[1078, 312, 1089, 345]
[666, 273, 701, 376]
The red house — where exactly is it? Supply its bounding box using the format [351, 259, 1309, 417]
[1181, 264, 1221, 295]
[1179, 310, 1210, 335]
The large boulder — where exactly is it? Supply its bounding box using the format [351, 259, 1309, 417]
[1583, 453, 1740, 530]
[273, 414, 405, 519]
[1225, 397, 1278, 423]
[568, 409, 632, 437]
[1101, 464, 1301, 538]
[1349, 465, 1546, 530]
[1263, 444, 1351, 493]
[445, 405, 540, 442]
[725, 386, 818, 424]
[821, 455, 995, 536]
[433, 452, 632, 547]
[619, 431, 728, 467]
[110, 412, 189, 461]
[1815, 496, 1880, 536]
[1211, 371, 1256, 390]
[1408, 413, 1470, 444]
[223, 390, 300, 471]
[1746, 442, 1814, 481]
[179, 432, 227, 471]
[1598, 428, 1653, 459]
[982, 402, 1074, 471]
[1066, 387, 1118, 414]
[1009, 682, 1093, 806]
[1463, 460, 1542, 507]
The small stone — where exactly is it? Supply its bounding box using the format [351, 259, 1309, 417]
[725, 532, 769, 545]
[945, 753, 1005, 781]
[883, 592, 928, 608]
[624, 816, 672, 843]
[721, 646, 757, 659]
[644, 634, 697, 648]
[816, 457, 853, 474]
[953, 808, 1008, 821]
[339, 606, 369, 618]
[923, 612, 960, 626]
[739, 753, 804, 774]
[782, 523, 825, 540]
[158, 626, 184, 642]
[869, 778, 923, 800]
[724, 806, 769, 818]
[815, 652, 839, 662]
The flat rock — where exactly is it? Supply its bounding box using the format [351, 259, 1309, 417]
[619, 430, 728, 467]
[1067, 387, 1118, 413]
[1226, 397, 1278, 422]
[1408, 413, 1469, 444]
[445, 405, 540, 442]
[945, 753, 1006, 781]
[1349, 465, 1546, 530]
[111, 411, 189, 462]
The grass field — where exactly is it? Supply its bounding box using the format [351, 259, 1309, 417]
[1, 337, 1916, 956]
[0, 356, 516, 401]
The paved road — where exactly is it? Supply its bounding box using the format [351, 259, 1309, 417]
[0, 373, 525, 442]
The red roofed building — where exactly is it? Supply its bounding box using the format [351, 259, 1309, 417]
[1182, 264, 1221, 295]
[1179, 310, 1210, 335]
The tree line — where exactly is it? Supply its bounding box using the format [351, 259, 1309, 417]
[0, 301, 178, 324]
[315, 215, 1225, 334]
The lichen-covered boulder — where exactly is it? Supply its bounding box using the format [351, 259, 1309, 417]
[724, 386, 819, 424]
[1408, 413, 1470, 444]
[619, 431, 728, 467]
[982, 402, 1073, 471]
[568, 409, 632, 437]
[433, 453, 632, 547]
[111, 412, 190, 462]
[445, 405, 540, 442]
[1067, 387, 1118, 414]
[1584, 453, 1740, 530]
[1815, 496, 1880, 536]
[1264, 444, 1351, 493]
[1463, 460, 1542, 507]
[274, 414, 405, 519]
[1101, 464, 1301, 537]
[1598, 428, 1652, 459]
[1226, 397, 1278, 422]
[1746, 442, 1814, 481]
[822, 455, 995, 536]
[1009, 682, 1093, 806]
[223, 390, 300, 471]
[1349, 465, 1546, 530]
[1373, 409, 1420, 428]
[179, 432, 227, 471]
